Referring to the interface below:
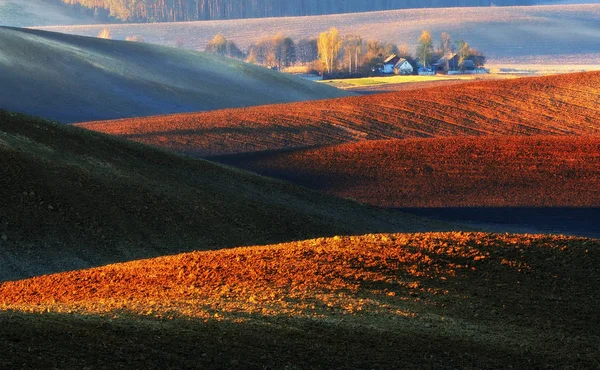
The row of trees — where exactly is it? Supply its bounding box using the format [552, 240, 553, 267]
[46, 0, 536, 22]
[416, 30, 486, 70]
[205, 28, 485, 75]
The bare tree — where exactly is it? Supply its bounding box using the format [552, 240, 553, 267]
[342, 35, 362, 74]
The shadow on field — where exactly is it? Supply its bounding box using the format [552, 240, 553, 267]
[398, 207, 600, 238]
[0, 309, 575, 370]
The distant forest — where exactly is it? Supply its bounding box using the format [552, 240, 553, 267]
[44, 0, 539, 22]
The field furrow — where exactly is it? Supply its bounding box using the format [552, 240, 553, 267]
[80, 72, 600, 157]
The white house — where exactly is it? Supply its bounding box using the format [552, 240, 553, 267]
[394, 58, 414, 75]
[382, 54, 400, 74]
[382, 54, 414, 75]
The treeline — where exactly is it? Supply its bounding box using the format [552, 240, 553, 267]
[204, 28, 485, 76]
[45, 0, 536, 22]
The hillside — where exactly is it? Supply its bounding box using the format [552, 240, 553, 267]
[80, 72, 600, 157]
[0, 110, 446, 281]
[1, 232, 598, 368]
[0, 0, 96, 27]
[40, 4, 600, 65]
[0, 27, 349, 123]
[213, 136, 600, 237]
[214, 136, 600, 208]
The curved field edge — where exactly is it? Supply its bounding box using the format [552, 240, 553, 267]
[212, 135, 600, 208]
[1, 232, 599, 369]
[79, 71, 600, 157]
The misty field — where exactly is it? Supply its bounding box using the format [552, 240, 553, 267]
[37, 4, 600, 66]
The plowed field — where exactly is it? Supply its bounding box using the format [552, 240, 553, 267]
[79, 71, 600, 157]
[214, 135, 600, 208]
[1, 232, 599, 369]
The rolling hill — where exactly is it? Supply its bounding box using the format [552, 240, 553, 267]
[213, 136, 600, 237]
[0, 110, 446, 281]
[80, 71, 600, 157]
[39, 4, 600, 65]
[213, 136, 600, 208]
[1, 232, 598, 369]
[0, 27, 350, 123]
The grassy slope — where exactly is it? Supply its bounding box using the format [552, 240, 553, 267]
[212, 136, 600, 208]
[0, 110, 446, 281]
[80, 71, 600, 157]
[38, 4, 600, 65]
[0, 27, 349, 123]
[1, 232, 598, 369]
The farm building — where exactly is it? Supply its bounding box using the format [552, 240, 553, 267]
[394, 58, 414, 75]
[382, 54, 414, 75]
[433, 53, 461, 72]
[433, 53, 481, 73]
[382, 54, 401, 74]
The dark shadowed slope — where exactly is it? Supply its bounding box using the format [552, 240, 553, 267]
[213, 136, 600, 208]
[80, 72, 600, 157]
[0, 111, 445, 281]
[0, 27, 350, 123]
[213, 136, 600, 237]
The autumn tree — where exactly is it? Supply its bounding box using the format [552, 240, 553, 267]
[248, 34, 295, 68]
[318, 27, 342, 74]
[205, 33, 228, 55]
[361, 40, 398, 74]
[416, 30, 433, 67]
[456, 40, 471, 70]
[97, 27, 111, 39]
[205, 34, 243, 59]
[455, 40, 486, 69]
[125, 35, 145, 42]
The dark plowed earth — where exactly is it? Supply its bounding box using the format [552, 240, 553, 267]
[0, 111, 447, 281]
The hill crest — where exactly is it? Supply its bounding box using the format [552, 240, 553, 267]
[0, 27, 350, 123]
[80, 71, 600, 157]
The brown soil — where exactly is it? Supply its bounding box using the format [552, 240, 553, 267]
[1, 232, 599, 369]
[79, 72, 600, 157]
[212, 135, 600, 208]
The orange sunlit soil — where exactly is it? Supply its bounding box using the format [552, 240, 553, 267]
[1, 232, 598, 322]
[78, 72, 600, 157]
[214, 135, 600, 207]
[2, 232, 599, 368]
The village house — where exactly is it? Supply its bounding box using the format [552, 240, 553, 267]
[382, 54, 401, 74]
[433, 53, 481, 74]
[394, 58, 414, 75]
[382, 54, 414, 75]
